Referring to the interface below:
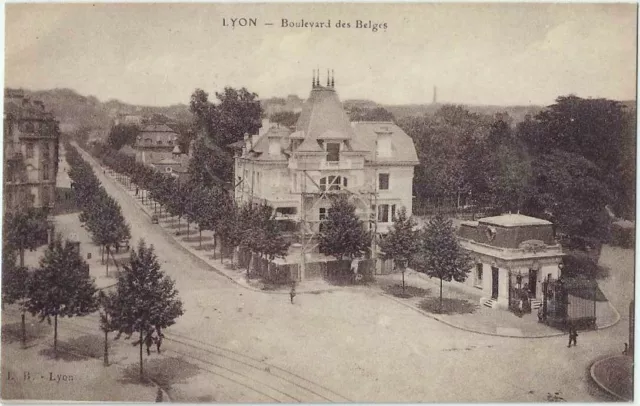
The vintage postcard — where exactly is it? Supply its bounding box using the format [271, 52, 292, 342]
[2, 2, 636, 403]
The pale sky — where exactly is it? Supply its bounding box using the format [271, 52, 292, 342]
[5, 3, 637, 106]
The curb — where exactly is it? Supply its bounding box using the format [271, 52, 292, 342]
[380, 292, 621, 339]
[590, 355, 633, 401]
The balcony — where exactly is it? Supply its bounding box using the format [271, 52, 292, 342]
[319, 158, 353, 170]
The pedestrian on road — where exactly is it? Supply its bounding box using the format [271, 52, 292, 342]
[131, 328, 155, 355]
[156, 327, 164, 354]
[567, 325, 578, 347]
[290, 282, 296, 304]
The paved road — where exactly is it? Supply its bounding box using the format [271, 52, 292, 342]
[55, 142, 629, 402]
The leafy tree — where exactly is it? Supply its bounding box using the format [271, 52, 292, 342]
[107, 123, 140, 150]
[86, 195, 131, 275]
[526, 150, 611, 246]
[379, 207, 418, 295]
[398, 106, 491, 206]
[187, 137, 234, 186]
[26, 236, 98, 357]
[348, 106, 395, 122]
[516, 95, 634, 227]
[4, 208, 49, 267]
[486, 140, 532, 213]
[413, 215, 472, 312]
[319, 196, 370, 261]
[2, 247, 30, 348]
[261, 219, 291, 262]
[237, 203, 290, 274]
[188, 86, 262, 187]
[213, 87, 263, 146]
[270, 111, 300, 128]
[113, 241, 184, 379]
[216, 203, 243, 265]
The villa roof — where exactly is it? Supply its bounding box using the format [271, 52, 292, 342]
[238, 82, 419, 167]
[351, 122, 419, 164]
[296, 136, 324, 153]
[478, 214, 552, 227]
[296, 85, 355, 140]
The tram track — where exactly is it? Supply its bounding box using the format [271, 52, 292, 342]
[2, 308, 349, 403]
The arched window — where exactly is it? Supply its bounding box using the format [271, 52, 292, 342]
[320, 176, 347, 191]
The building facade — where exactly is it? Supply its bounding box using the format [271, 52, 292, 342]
[457, 214, 565, 310]
[233, 74, 419, 237]
[134, 124, 179, 166]
[3, 89, 60, 213]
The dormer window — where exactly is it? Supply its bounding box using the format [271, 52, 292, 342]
[326, 143, 340, 162]
[376, 133, 392, 158]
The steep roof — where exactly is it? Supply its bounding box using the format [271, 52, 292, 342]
[351, 122, 419, 164]
[478, 214, 552, 227]
[295, 86, 355, 140]
[296, 136, 324, 153]
[244, 126, 290, 161]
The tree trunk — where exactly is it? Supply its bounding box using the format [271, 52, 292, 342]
[187, 222, 190, 237]
[402, 270, 406, 296]
[54, 314, 58, 358]
[19, 248, 25, 268]
[139, 329, 144, 380]
[105, 245, 110, 277]
[21, 311, 26, 349]
[178, 216, 181, 233]
[199, 230, 202, 247]
[213, 233, 217, 259]
[439, 278, 443, 313]
[103, 330, 109, 366]
[101, 245, 105, 264]
[247, 251, 252, 276]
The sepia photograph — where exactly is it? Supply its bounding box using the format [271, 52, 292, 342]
[1, 2, 636, 403]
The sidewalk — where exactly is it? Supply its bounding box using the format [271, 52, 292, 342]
[374, 270, 620, 338]
[23, 214, 120, 291]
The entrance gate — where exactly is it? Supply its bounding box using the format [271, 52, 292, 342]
[541, 277, 597, 329]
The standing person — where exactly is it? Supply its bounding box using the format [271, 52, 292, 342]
[568, 325, 578, 347]
[350, 258, 359, 284]
[132, 328, 155, 355]
[155, 327, 164, 354]
[145, 328, 156, 355]
[290, 282, 296, 304]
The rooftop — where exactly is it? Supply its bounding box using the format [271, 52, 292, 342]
[478, 214, 552, 227]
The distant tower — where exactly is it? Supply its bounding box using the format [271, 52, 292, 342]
[432, 86, 437, 104]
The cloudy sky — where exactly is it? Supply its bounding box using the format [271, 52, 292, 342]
[5, 3, 637, 106]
